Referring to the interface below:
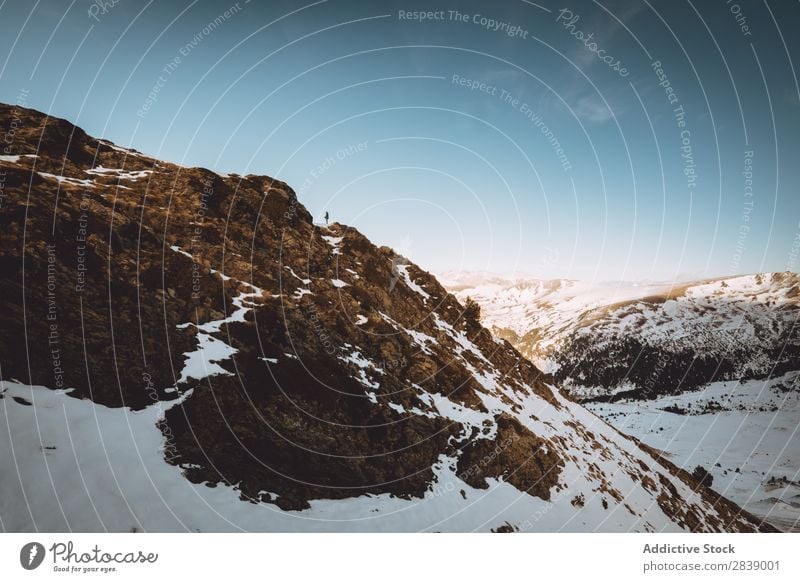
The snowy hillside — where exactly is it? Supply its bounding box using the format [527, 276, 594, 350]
[442, 270, 800, 531]
[587, 372, 800, 531]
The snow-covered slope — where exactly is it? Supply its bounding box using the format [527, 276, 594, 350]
[0, 372, 766, 532]
[442, 270, 800, 531]
[587, 372, 800, 531]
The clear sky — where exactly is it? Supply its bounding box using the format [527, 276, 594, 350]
[1, 0, 799, 282]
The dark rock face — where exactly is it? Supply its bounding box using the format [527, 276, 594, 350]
[456, 414, 562, 500]
[161, 214, 563, 508]
[0, 105, 223, 408]
[0, 103, 774, 531]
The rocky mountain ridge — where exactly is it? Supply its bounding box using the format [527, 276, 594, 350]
[0, 103, 773, 532]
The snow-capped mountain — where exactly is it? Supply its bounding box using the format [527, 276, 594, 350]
[438, 271, 684, 367]
[0, 103, 770, 532]
[442, 271, 800, 530]
[443, 271, 800, 400]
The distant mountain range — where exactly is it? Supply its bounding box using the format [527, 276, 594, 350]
[442, 271, 800, 401]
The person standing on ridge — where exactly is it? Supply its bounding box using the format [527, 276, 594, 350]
[324, 211, 329, 225]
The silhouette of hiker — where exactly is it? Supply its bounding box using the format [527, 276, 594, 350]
[324, 211, 329, 225]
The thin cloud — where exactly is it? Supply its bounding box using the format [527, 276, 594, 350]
[574, 94, 614, 122]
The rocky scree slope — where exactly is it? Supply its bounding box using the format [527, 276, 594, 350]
[0, 103, 773, 531]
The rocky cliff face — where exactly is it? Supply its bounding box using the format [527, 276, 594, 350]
[0, 103, 774, 532]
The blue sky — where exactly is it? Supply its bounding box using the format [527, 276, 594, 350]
[1, 0, 798, 281]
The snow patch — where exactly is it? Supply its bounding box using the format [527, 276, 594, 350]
[321, 235, 343, 255]
[38, 172, 94, 188]
[86, 167, 152, 180]
[395, 264, 430, 301]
